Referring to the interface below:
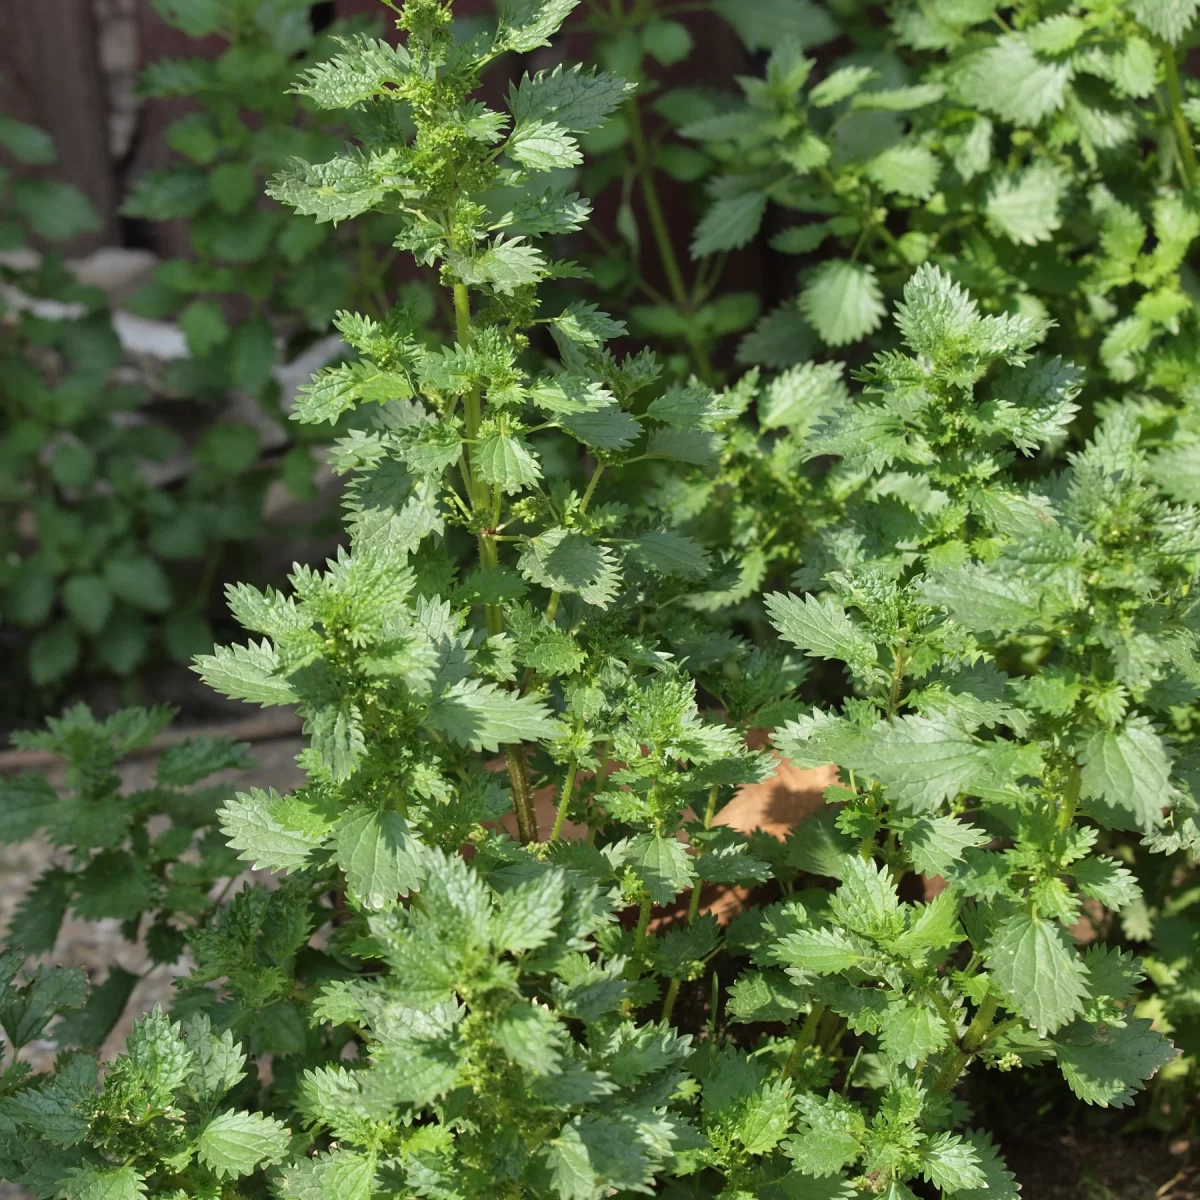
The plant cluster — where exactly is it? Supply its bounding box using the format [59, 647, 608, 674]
[0, 704, 252, 1047]
[0, 1, 1197, 1198]
[0, 112, 257, 696]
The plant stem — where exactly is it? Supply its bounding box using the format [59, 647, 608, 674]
[932, 1045, 968, 1094]
[1161, 41, 1198, 191]
[782, 1002, 826, 1079]
[963, 992, 999, 1052]
[580, 461, 606, 513]
[686, 784, 719, 923]
[633, 894, 653, 959]
[506, 745, 538, 843]
[933, 991, 1000, 1093]
[549, 760, 579, 843]
[454, 280, 537, 840]
[1057, 763, 1082, 835]
[453, 282, 484, 512]
[625, 96, 717, 384]
[661, 785, 722, 1022]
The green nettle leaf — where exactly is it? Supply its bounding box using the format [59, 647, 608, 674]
[788, 1093, 865, 1178]
[294, 360, 413, 424]
[219, 788, 334, 872]
[955, 35, 1071, 126]
[899, 816, 989, 877]
[1133, 0, 1200, 43]
[918, 1133, 988, 1193]
[757, 361, 848, 434]
[1080, 717, 1172, 832]
[879, 1001, 950, 1068]
[865, 144, 940, 199]
[518, 529, 622, 607]
[630, 531, 711, 578]
[986, 914, 1090, 1035]
[799, 261, 886, 347]
[277, 1150, 377, 1200]
[1052, 1019, 1177, 1107]
[691, 189, 768, 257]
[510, 65, 633, 132]
[766, 592, 874, 667]
[774, 926, 878, 974]
[428, 679, 562, 751]
[715, 0, 837, 49]
[334, 807, 423, 909]
[446, 236, 546, 295]
[196, 1110, 291, 1179]
[622, 833, 696, 904]
[509, 121, 582, 170]
[59, 1166, 147, 1200]
[473, 432, 543, 494]
[738, 1080, 795, 1154]
[290, 35, 412, 109]
[985, 162, 1067, 245]
[840, 716, 994, 814]
[193, 641, 298, 706]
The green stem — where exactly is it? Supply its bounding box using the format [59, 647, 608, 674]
[454, 280, 537, 839]
[549, 760, 579, 843]
[625, 98, 717, 384]
[662, 785, 721, 1023]
[932, 1046, 968, 1094]
[963, 992, 999, 1052]
[1057, 763, 1082, 835]
[660, 978, 681, 1023]
[453, 283, 483, 510]
[1162, 41, 1198, 191]
[885, 640, 907, 717]
[686, 784, 719, 923]
[580, 462, 606, 513]
[782, 1002, 826, 1079]
[632, 895, 653, 959]
[506, 745, 538, 844]
[934, 992, 1000, 1093]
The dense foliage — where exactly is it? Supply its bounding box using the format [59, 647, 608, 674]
[2, 0, 1199, 1197]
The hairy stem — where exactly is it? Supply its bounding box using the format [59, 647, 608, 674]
[506, 745, 538, 844]
[686, 784, 719, 923]
[549, 760, 579, 843]
[633, 894, 653, 959]
[454, 281, 537, 839]
[963, 992, 999, 1052]
[661, 784, 722, 1022]
[934, 992, 1000, 1093]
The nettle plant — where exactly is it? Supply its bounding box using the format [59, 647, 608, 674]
[687, 0, 1200, 419]
[0, 5, 1189, 1200]
[1, 705, 251, 1047]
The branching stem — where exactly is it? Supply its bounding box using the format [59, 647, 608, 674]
[454, 280, 537, 839]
